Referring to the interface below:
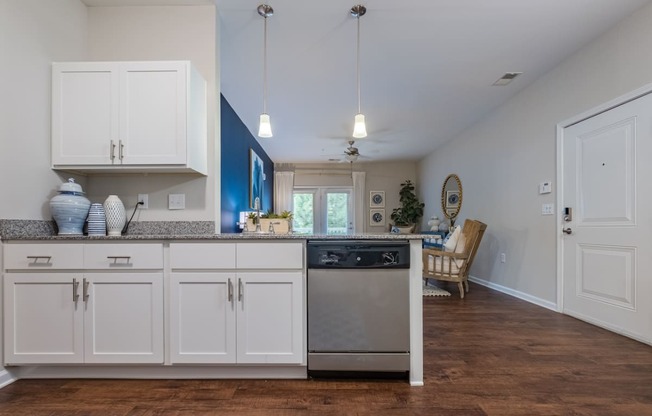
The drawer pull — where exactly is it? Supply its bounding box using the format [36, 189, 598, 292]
[83, 278, 90, 302]
[26, 256, 52, 265]
[107, 256, 132, 265]
[72, 278, 80, 302]
[228, 278, 233, 302]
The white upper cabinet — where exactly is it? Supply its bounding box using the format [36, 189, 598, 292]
[51, 61, 207, 175]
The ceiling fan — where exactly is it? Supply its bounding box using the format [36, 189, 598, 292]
[327, 140, 370, 163]
[343, 140, 361, 162]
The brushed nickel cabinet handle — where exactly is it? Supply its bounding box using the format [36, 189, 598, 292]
[73, 278, 80, 302]
[83, 278, 90, 302]
[107, 256, 131, 264]
[119, 140, 124, 161]
[238, 278, 243, 302]
[26, 256, 52, 265]
[110, 140, 116, 161]
[228, 278, 233, 302]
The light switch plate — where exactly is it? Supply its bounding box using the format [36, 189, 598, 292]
[168, 194, 185, 210]
[542, 203, 554, 215]
[539, 181, 552, 194]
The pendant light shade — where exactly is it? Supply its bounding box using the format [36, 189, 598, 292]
[258, 4, 273, 138]
[258, 113, 273, 138]
[352, 113, 367, 138]
[351, 5, 367, 139]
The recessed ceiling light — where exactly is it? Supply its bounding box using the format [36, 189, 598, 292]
[492, 72, 523, 86]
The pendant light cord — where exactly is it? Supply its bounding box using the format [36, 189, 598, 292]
[263, 15, 268, 114]
[356, 13, 361, 114]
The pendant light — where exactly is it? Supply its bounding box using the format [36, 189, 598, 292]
[351, 4, 367, 139]
[257, 4, 274, 138]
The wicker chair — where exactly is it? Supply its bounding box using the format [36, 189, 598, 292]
[422, 219, 487, 298]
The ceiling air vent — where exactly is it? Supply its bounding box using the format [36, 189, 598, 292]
[492, 72, 523, 86]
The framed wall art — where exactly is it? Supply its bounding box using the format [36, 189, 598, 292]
[250, 148, 264, 210]
[445, 190, 460, 208]
[370, 208, 386, 226]
[369, 191, 385, 208]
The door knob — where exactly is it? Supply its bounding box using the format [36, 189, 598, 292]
[563, 227, 572, 235]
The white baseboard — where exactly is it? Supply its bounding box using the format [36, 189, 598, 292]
[0, 369, 17, 389]
[469, 275, 557, 311]
[11, 365, 307, 380]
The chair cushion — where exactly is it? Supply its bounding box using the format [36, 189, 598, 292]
[453, 232, 467, 267]
[427, 254, 461, 275]
[443, 225, 461, 252]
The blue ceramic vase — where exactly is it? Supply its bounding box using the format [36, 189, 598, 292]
[49, 178, 91, 235]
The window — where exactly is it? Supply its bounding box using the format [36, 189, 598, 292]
[292, 188, 352, 235]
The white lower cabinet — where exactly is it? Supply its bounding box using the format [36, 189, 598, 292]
[169, 242, 305, 365]
[3, 242, 164, 365]
[170, 272, 237, 364]
[4, 273, 85, 364]
[236, 272, 303, 364]
[83, 273, 164, 364]
[4, 272, 163, 365]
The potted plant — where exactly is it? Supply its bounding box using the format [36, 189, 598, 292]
[247, 210, 293, 234]
[390, 180, 425, 232]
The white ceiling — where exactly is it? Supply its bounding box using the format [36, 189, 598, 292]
[84, 0, 652, 163]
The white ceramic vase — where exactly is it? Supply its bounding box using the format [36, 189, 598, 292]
[103, 195, 126, 236]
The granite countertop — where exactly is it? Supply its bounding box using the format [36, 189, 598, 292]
[0, 220, 429, 241]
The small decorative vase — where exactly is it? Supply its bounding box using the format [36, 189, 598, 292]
[49, 178, 91, 235]
[427, 216, 441, 231]
[87, 203, 107, 236]
[103, 195, 126, 236]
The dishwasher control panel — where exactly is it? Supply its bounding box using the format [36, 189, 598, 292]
[307, 241, 410, 269]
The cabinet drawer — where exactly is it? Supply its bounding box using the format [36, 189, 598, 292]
[4, 243, 83, 270]
[170, 243, 236, 269]
[236, 242, 303, 269]
[84, 243, 163, 269]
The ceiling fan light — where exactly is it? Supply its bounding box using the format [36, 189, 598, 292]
[258, 113, 273, 138]
[352, 113, 367, 138]
[346, 153, 359, 162]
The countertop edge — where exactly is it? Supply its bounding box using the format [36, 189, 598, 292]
[1, 233, 430, 241]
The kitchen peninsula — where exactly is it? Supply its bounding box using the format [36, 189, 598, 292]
[0, 220, 427, 387]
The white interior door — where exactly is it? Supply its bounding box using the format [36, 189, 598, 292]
[561, 92, 652, 344]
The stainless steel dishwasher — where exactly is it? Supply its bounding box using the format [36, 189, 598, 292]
[307, 240, 410, 374]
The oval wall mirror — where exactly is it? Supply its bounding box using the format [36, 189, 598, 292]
[441, 174, 463, 226]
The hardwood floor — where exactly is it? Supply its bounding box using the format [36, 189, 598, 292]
[0, 283, 651, 415]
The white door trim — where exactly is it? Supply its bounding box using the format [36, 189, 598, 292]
[555, 81, 652, 312]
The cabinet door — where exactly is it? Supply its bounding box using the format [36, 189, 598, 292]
[170, 273, 236, 364]
[4, 273, 84, 364]
[83, 273, 164, 364]
[52, 62, 120, 166]
[236, 272, 304, 364]
[120, 62, 187, 165]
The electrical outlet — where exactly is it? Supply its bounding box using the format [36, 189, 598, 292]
[500, 253, 506, 263]
[168, 194, 185, 210]
[137, 194, 148, 209]
[542, 203, 554, 215]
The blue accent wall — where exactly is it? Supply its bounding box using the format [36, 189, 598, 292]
[221, 95, 274, 233]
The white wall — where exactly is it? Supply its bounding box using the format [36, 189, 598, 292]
[0, 0, 89, 386]
[85, 6, 219, 223]
[0, 0, 88, 219]
[291, 161, 419, 233]
[418, 3, 652, 303]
